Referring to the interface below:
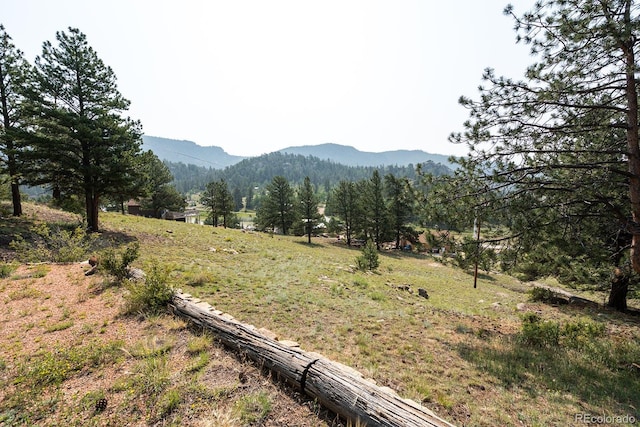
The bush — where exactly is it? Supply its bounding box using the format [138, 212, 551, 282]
[528, 287, 557, 303]
[0, 262, 18, 278]
[101, 242, 140, 283]
[561, 319, 606, 349]
[10, 224, 96, 263]
[124, 263, 174, 315]
[519, 313, 560, 347]
[356, 239, 379, 271]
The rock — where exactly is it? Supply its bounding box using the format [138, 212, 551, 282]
[127, 267, 146, 281]
[418, 288, 429, 299]
[516, 303, 526, 311]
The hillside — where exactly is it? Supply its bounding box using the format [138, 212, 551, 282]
[0, 204, 334, 426]
[4, 204, 639, 426]
[167, 151, 452, 194]
[142, 136, 456, 170]
[142, 135, 245, 168]
[280, 143, 455, 168]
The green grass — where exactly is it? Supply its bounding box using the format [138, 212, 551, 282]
[44, 320, 74, 333]
[233, 391, 272, 423]
[3, 207, 639, 426]
[95, 211, 640, 425]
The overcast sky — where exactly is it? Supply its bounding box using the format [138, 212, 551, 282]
[4, 0, 535, 157]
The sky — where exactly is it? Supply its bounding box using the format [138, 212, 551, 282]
[3, 0, 536, 157]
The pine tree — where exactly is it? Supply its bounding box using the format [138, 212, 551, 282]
[255, 176, 296, 234]
[298, 176, 320, 243]
[138, 152, 184, 217]
[0, 25, 31, 216]
[331, 180, 360, 246]
[384, 174, 415, 249]
[29, 27, 142, 231]
[445, 0, 640, 309]
[363, 170, 389, 250]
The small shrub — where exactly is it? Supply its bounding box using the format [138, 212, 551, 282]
[129, 335, 174, 358]
[187, 352, 210, 373]
[101, 242, 140, 283]
[10, 224, 96, 263]
[45, 320, 74, 333]
[19, 342, 122, 389]
[528, 287, 557, 303]
[369, 290, 387, 302]
[185, 270, 217, 287]
[561, 319, 606, 349]
[356, 239, 379, 271]
[352, 277, 369, 289]
[134, 354, 170, 396]
[519, 313, 560, 347]
[124, 262, 174, 315]
[0, 262, 18, 278]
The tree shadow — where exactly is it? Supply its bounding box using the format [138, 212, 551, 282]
[293, 241, 324, 249]
[457, 335, 640, 417]
[0, 206, 138, 261]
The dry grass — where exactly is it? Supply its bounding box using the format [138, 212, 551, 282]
[0, 265, 335, 426]
[102, 211, 640, 426]
[1, 203, 640, 426]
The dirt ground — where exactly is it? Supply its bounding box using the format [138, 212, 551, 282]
[0, 263, 339, 426]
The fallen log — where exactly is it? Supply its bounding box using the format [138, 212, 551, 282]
[532, 283, 600, 308]
[170, 292, 455, 427]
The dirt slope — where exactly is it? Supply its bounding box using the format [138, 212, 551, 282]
[0, 263, 337, 426]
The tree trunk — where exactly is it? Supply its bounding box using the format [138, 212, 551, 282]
[623, 4, 640, 279]
[0, 81, 21, 216]
[86, 190, 99, 232]
[10, 180, 21, 216]
[52, 185, 61, 201]
[608, 268, 629, 311]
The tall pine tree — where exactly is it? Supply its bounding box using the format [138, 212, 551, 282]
[30, 27, 142, 231]
[0, 25, 31, 216]
[298, 176, 320, 243]
[444, 0, 640, 309]
[256, 176, 296, 234]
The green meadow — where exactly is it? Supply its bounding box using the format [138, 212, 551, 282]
[102, 211, 640, 426]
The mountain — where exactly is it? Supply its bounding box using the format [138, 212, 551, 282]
[279, 143, 455, 167]
[142, 136, 457, 169]
[141, 135, 245, 168]
[166, 151, 452, 194]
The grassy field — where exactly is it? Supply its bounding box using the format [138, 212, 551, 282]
[2, 205, 640, 426]
[100, 211, 640, 426]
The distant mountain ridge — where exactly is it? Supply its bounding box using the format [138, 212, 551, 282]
[279, 143, 454, 167]
[142, 136, 455, 169]
[142, 136, 245, 168]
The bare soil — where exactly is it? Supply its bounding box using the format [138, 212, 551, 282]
[0, 263, 338, 426]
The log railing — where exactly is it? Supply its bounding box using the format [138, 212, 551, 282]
[170, 292, 455, 427]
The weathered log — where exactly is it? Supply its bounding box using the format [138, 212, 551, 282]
[170, 292, 455, 427]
